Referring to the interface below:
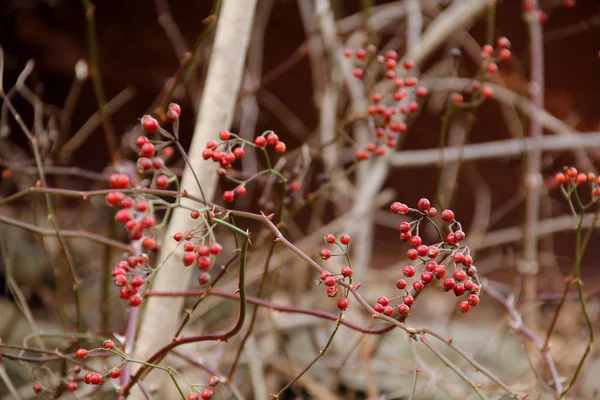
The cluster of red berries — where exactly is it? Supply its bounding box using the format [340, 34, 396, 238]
[383, 198, 482, 315]
[134, 134, 174, 188]
[111, 254, 151, 307]
[188, 388, 213, 400]
[173, 231, 223, 286]
[318, 234, 353, 310]
[106, 193, 160, 247]
[554, 167, 600, 197]
[70, 341, 121, 390]
[345, 48, 427, 161]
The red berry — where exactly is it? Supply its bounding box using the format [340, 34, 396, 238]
[340, 234, 350, 245]
[183, 252, 195, 266]
[452, 253, 464, 263]
[467, 294, 480, 307]
[416, 245, 428, 257]
[427, 207, 437, 218]
[383, 306, 394, 316]
[324, 276, 336, 287]
[385, 58, 397, 70]
[482, 86, 494, 99]
[198, 272, 211, 285]
[343, 48, 352, 57]
[129, 295, 143, 307]
[141, 115, 159, 132]
[201, 388, 213, 400]
[223, 190, 235, 202]
[219, 130, 231, 140]
[441, 209, 454, 222]
[421, 271, 434, 284]
[377, 296, 389, 307]
[499, 48, 512, 61]
[209, 243, 222, 255]
[443, 278, 455, 291]
[67, 381, 78, 392]
[337, 298, 349, 310]
[405, 77, 418, 87]
[398, 222, 411, 233]
[341, 266, 352, 277]
[156, 174, 169, 189]
[105, 191, 125, 207]
[416, 86, 428, 98]
[459, 301, 471, 313]
[428, 246, 439, 258]
[446, 232, 457, 244]
[398, 303, 411, 316]
[403, 60, 414, 70]
[463, 255, 473, 266]
[76, 349, 87, 359]
[453, 283, 465, 296]
[417, 198, 431, 211]
[410, 236, 422, 247]
[413, 280, 425, 292]
[325, 234, 336, 243]
[434, 265, 446, 279]
[254, 136, 266, 147]
[320, 249, 332, 260]
[454, 230, 465, 241]
[33, 383, 42, 393]
[396, 279, 407, 290]
[355, 150, 369, 160]
[355, 48, 367, 59]
[327, 286, 338, 297]
[132, 276, 144, 287]
[407, 248, 418, 260]
[233, 147, 245, 158]
[403, 265, 416, 277]
[189, 394, 199, 400]
[174, 232, 184, 242]
[403, 295, 414, 306]
[453, 270, 467, 282]
[275, 142, 286, 153]
[198, 257, 212, 270]
[353, 68, 364, 79]
[390, 202, 409, 214]
[451, 93, 464, 104]
[235, 186, 246, 196]
[373, 303, 384, 313]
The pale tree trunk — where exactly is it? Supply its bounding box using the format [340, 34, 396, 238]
[129, 1, 257, 397]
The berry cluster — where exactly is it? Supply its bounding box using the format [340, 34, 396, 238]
[318, 234, 353, 310]
[382, 198, 482, 315]
[111, 254, 150, 307]
[173, 229, 223, 286]
[202, 130, 286, 203]
[554, 167, 600, 197]
[345, 48, 427, 161]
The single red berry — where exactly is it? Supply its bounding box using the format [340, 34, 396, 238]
[417, 198, 431, 211]
[428, 246, 440, 258]
[223, 190, 235, 202]
[202, 149, 214, 160]
[385, 58, 397, 70]
[353, 68, 364, 79]
[377, 296, 389, 306]
[103, 340, 115, 350]
[254, 136, 266, 147]
[453, 270, 467, 282]
[398, 303, 411, 316]
[208, 376, 219, 387]
[326, 286, 338, 297]
[129, 295, 143, 307]
[140, 142, 155, 158]
[451, 93, 464, 104]
[275, 142, 287, 153]
[343, 48, 352, 57]
[421, 271, 434, 284]
[398, 222, 411, 233]
[184, 242, 195, 252]
[403, 265, 416, 277]
[209, 243, 222, 255]
[340, 234, 350, 245]
[467, 294, 480, 307]
[463, 255, 473, 266]
[324, 276, 336, 287]
[410, 236, 422, 247]
[219, 130, 231, 140]
[441, 209, 454, 222]
[337, 298, 349, 310]
[201, 388, 213, 400]
[434, 265, 446, 279]
[233, 147, 245, 158]
[188, 394, 199, 400]
[109, 369, 121, 379]
[235, 186, 246, 197]
[416, 86, 428, 98]
[413, 280, 425, 292]
[183, 252, 195, 266]
[482, 86, 494, 99]
[443, 278, 455, 291]
[198, 257, 212, 270]
[320, 249, 332, 260]
[446, 232, 457, 244]
[168, 102, 181, 116]
[403, 60, 414, 70]
[403, 295, 415, 306]
[174, 232, 184, 242]
[399, 231, 412, 242]
[325, 234, 336, 244]
[76, 349, 88, 359]
[467, 265, 478, 277]
[67, 381, 78, 392]
[198, 272, 211, 285]
[383, 306, 394, 316]
[405, 76, 418, 87]
[355, 48, 367, 59]
[33, 383, 43, 393]
[141, 115, 159, 132]
[428, 207, 437, 218]
[416, 245, 428, 257]
[132, 276, 144, 287]
[105, 191, 125, 207]
[373, 303, 384, 313]
[425, 261, 437, 272]
[355, 150, 369, 160]
[156, 174, 169, 189]
[459, 301, 471, 313]
[396, 279, 407, 290]
[407, 248, 418, 260]
[453, 283, 466, 296]
[499, 48, 512, 61]
[341, 266, 352, 277]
